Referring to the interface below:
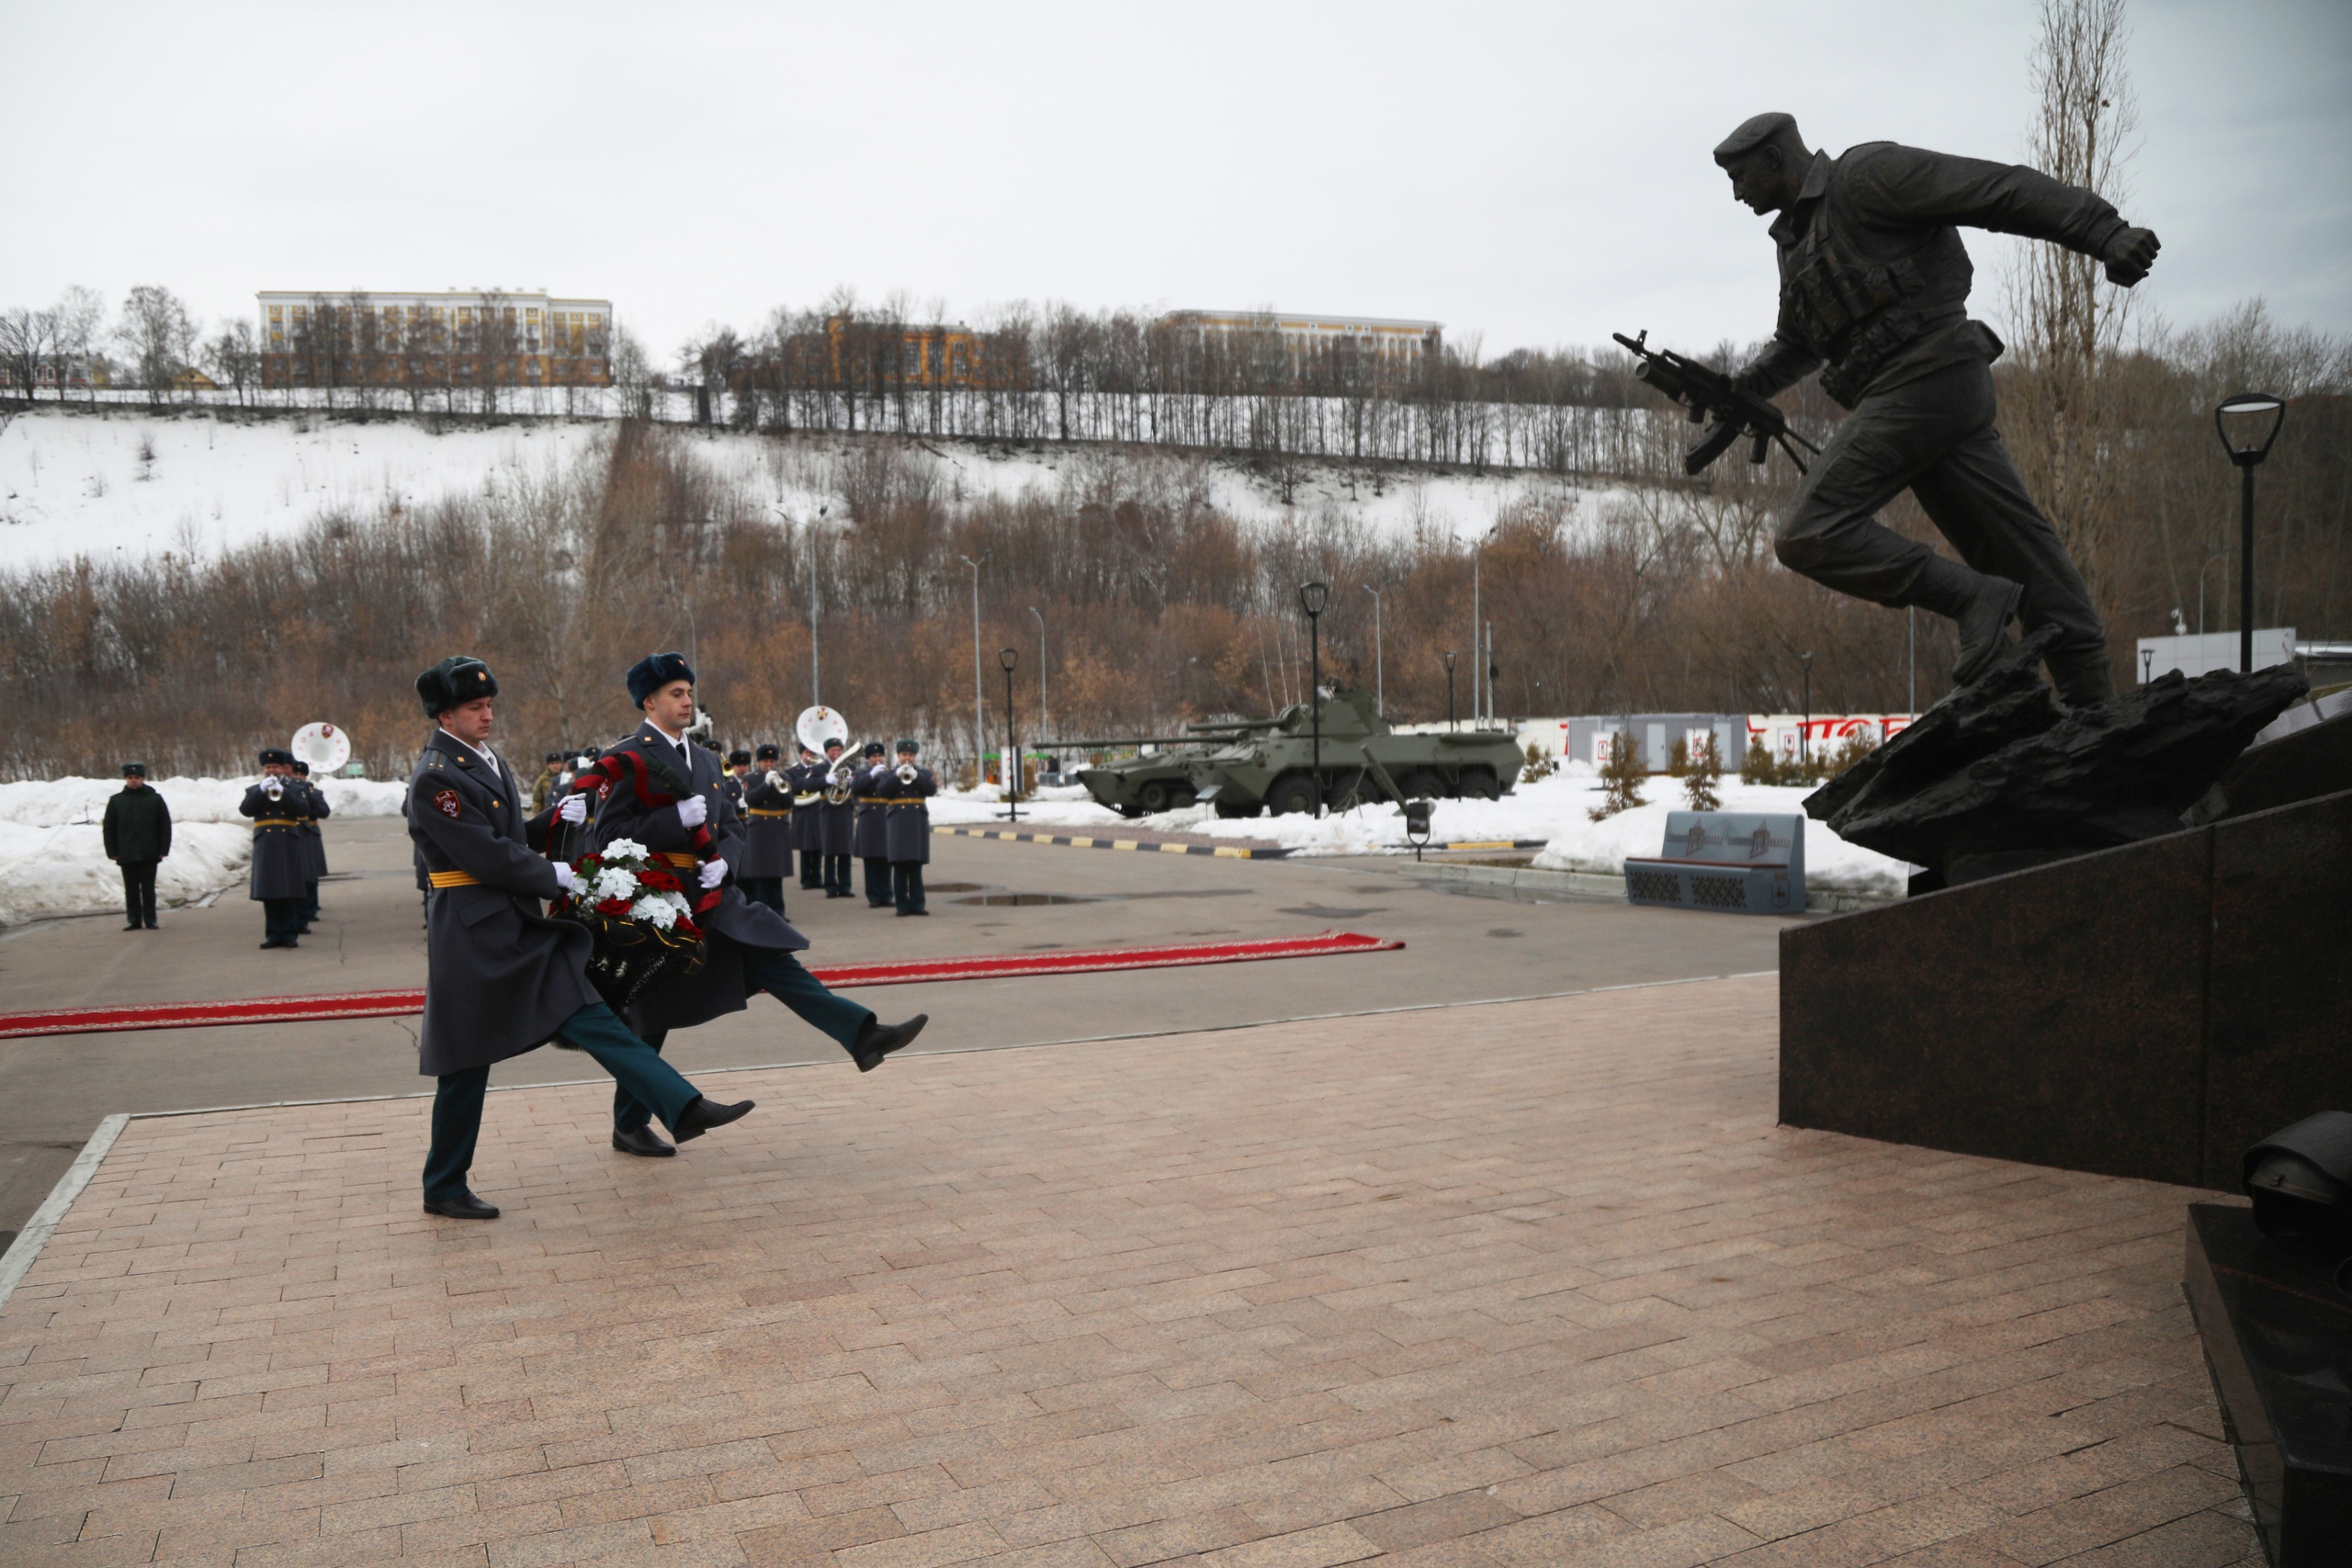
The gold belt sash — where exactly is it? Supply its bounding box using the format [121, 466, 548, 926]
[660, 852, 698, 868]
[856, 796, 888, 806]
[428, 869, 480, 888]
[744, 807, 789, 818]
[251, 818, 302, 828]
[888, 799, 931, 807]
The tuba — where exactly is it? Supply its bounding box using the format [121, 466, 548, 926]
[292, 721, 351, 776]
[797, 706, 858, 804]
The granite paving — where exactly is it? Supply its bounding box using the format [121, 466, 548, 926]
[0, 975, 2258, 1565]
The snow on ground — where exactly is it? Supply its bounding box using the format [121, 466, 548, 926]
[0, 406, 1623, 568]
[0, 409, 610, 565]
[933, 771, 1913, 896]
[0, 776, 410, 923]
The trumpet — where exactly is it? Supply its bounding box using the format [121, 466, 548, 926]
[763, 768, 784, 791]
[897, 762, 919, 785]
[263, 777, 284, 801]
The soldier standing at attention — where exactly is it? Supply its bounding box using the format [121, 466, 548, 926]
[720, 749, 752, 815]
[240, 750, 311, 950]
[291, 760, 331, 931]
[816, 738, 856, 898]
[884, 739, 936, 917]
[737, 742, 794, 915]
[101, 761, 171, 931]
[790, 743, 826, 895]
[853, 741, 892, 908]
[587, 654, 927, 1158]
[530, 751, 564, 815]
[1712, 112, 2160, 705]
[408, 655, 754, 1219]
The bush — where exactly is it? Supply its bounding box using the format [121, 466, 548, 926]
[1741, 739, 1776, 784]
[1667, 736, 1690, 776]
[1588, 731, 1647, 821]
[1520, 741, 1556, 784]
[1682, 732, 1722, 811]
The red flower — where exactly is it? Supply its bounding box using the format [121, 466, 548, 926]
[637, 867, 682, 892]
[594, 897, 634, 917]
[672, 917, 703, 942]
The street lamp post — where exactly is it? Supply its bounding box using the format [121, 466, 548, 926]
[1799, 650, 1815, 773]
[998, 646, 1019, 822]
[1361, 585, 1383, 719]
[2198, 549, 2229, 637]
[1442, 650, 1458, 732]
[1298, 582, 1329, 818]
[1028, 606, 1048, 756]
[959, 551, 989, 779]
[2214, 392, 2287, 673]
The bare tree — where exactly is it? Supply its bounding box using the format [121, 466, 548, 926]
[204, 319, 262, 406]
[0, 305, 56, 400]
[117, 285, 198, 405]
[53, 287, 107, 406]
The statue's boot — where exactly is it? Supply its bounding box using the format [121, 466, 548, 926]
[2047, 652, 2114, 710]
[1947, 573, 2025, 687]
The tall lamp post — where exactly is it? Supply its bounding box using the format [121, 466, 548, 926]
[1028, 605, 1048, 760]
[2214, 392, 2287, 672]
[998, 646, 1019, 821]
[1361, 584, 1384, 718]
[1298, 582, 1329, 818]
[959, 551, 989, 780]
[1442, 649, 1458, 732]
[1799, 650, 1815, 773]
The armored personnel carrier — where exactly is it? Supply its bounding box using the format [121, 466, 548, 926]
[1070, 716, 1273, 817]
[1189, 688, 1525, 817]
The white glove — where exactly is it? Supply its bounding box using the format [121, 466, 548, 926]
[551, 863, 579, 895]
[557, 793, 588, 824]
[699, 857, 727, 889]
[675, 794, 707, 828]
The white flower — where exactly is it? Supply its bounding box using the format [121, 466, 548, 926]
[602, 838, 650, 863]
[628, 896, 678, 929]
[589, 867, 639, 902]
[662, 890, 691, 913]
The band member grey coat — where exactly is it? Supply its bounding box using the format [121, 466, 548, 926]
[241, 780, 322, 900]
[788, 759, 824, 852]
[853, 763, 891, 861]
[816, 759, 858, 856]
[405, 730, 598, 1076]
[590, 721, 810, 1032]
[738, 767, 795, 878]
[883, 765, 936, 863]
[297, 779, 331, 881]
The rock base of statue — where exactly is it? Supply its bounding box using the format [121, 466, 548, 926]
[2182, 1204, 2352, 1565]
[1779, 643, 2352, 1188]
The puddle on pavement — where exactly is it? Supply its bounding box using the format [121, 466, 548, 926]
[1277, 905, 1385, 919]
[953, 893, 1097, 907]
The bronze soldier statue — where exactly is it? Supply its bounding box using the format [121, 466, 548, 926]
[1713, 112, 2161, 706]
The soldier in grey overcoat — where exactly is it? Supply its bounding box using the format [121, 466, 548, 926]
[737, 742, 794, 915]
[406, 654, 755, 1221]
[586, 653, 928, 1157]
[790, 745, 825, 893]
[852, 742, 892, 907]
[883, 739, 936, 917]
[719, 749, 751, 813]
[1712, 112, 2162, 705]
[291, 760, 330, 930]
[814, 739, 857, 897]
[240, 749, 311, 949]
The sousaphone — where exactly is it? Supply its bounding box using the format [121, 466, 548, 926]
[795, 705, 860, 803]
[291, 721, 351, 776]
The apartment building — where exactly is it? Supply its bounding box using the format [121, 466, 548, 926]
[256, 288, 613, 389]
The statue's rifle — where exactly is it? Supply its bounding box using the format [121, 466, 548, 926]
[1612, 330, 1820, 477]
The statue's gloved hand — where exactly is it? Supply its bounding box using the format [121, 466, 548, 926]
[2102, 225, 2160, 286]
[557, 793, 589, 824]
[699, 857, 727, 889]
[675, 794, 707, 828]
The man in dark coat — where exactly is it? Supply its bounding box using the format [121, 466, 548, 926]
[240, 749, 311, 949]
[291, 760, 330, 931]
[101, 761, 171, 931]
[737, 742, 794, 915]
[407, 654, 755, 1220]
[1713, 112, 2161, 706]
[852, 742, 892, 908]
[815, 738, 857, 897]
[530, 751, 564, 815]
[588, 653, 928, 1157]
[720, 749, 752, 814]
[790, 744, 825, 893]
[883, 739, 936, 917]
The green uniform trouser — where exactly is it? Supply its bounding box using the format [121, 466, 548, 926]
[424, 1002, 698, 1201]
[1774, 357, 2110, 699]
[614, 948, 872, 1132]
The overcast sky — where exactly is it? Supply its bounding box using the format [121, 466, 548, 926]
[4, 1, 2345, 365]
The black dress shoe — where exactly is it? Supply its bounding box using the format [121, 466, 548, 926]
[671, 1096, 754, 1143]
[143, 921, 159, 930]
[259, 938, 296, 949]
[852, 1013, 928, 1072]
[612, 1122, 676, 1157]
[896, 908, 928, 918]
[423, 1191, 500, 1219]
[867, 900, 893, 909]
[123, 922, 142, 931]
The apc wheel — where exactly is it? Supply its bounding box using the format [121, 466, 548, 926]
[1266, 775, 1320, 817]
[1395, 769, 1442, 802]
[1214, 798, 1260, 818]
[1137, 780, 1171, 813]
[1170, 787, 1197, 810]
[1456, 768, 1500, 801]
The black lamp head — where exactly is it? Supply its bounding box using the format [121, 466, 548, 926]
[1298, 581, 1329, 617]
[1442, 649, 1457, 671]
[2215, 391, 2286, 467]
[997, 645, 1017, 671]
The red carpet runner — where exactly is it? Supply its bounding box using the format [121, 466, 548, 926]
[0, 931, 1402, 1040]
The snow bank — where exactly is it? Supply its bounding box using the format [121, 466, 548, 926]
[933, 771, 1912, 895]
[0, 774, 408, 922]
[0, 820, 254, 925]
[0, 775, 407, 827]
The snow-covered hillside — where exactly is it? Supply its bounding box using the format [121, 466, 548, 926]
[0, 407, 1619, 568]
